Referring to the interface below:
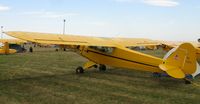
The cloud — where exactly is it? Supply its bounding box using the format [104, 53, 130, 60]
[0, 5, 10, 11]
[143, 0, 179, 7]
[114, 0, 179, 7]
[23, 10, 79, 18]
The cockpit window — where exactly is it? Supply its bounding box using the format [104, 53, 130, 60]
[89, 46, 114, 54]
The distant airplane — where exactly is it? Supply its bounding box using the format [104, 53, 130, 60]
[0, 39, 26, 54]
[6, 31, 200, 82]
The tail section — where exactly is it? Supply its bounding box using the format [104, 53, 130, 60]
[159, 43, 198, 79]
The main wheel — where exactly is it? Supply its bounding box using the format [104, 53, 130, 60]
[93, 65, 98, 68]
[76, 66, 84, 74]
[99, 64, 106, 71]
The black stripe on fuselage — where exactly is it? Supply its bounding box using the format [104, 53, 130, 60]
[86, 50, 159, 68]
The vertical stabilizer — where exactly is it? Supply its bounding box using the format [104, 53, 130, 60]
[159, 43, 197, 79]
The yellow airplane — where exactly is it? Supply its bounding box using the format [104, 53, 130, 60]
[0, 39, 26, 54]
[5, 31, 200, 80]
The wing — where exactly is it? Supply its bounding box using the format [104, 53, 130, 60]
[188, 42, 200, 48]
[0, 39, 26, 44]
[6, 31, 116, 47]
[111, 38, 160, 47]
[161, 41, 200, 48]
[6, 31, 160, 47]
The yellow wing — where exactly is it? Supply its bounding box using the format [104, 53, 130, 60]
[160, 41, 200, 60]
[6, 31, 115, 47]
[0, 39, 26, 44]
[111, 38, 160, 47]
[6, 31, 160, 47]
[161, 41, 200, 48]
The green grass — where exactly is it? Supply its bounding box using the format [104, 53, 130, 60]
[0, 48, 200, 104]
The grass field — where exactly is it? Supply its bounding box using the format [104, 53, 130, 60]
[0, 48, 200, 104]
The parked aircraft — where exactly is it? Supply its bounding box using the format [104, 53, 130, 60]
[0, 39, 26, 54]
[5, 32, 200, 81]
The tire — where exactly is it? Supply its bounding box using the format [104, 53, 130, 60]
[93, 65, 98, 68]
[99, 64, 106, 71]
[76, 66, 84, 74]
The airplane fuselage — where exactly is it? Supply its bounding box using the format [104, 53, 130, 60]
[79, 46, 163, 73]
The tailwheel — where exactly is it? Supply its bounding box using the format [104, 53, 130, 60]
[76, 66, 84, 74]
[99, 64, 106, 71]
[184, 75, 193, 84]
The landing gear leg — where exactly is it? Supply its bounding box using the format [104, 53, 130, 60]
[76, 61, 97, 74]
[99, 64, 106, 71]
[83, 61, 97, 70]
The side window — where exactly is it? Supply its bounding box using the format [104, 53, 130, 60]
[89, 46, 114, 54]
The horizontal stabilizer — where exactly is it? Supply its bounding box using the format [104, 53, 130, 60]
[159, 64, 185, 79]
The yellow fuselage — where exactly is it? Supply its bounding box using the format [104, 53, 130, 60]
[79, 46, 163, 73]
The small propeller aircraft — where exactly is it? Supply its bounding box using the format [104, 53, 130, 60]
[0, 39, 26, 54]
[5, 32, 200, 81]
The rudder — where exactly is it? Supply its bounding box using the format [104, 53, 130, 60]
[159, 43, 197, 79]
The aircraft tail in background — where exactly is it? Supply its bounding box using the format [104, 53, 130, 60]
[0, 42, 17, 54]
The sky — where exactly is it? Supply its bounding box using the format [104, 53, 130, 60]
[0, 0, 199, 41]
